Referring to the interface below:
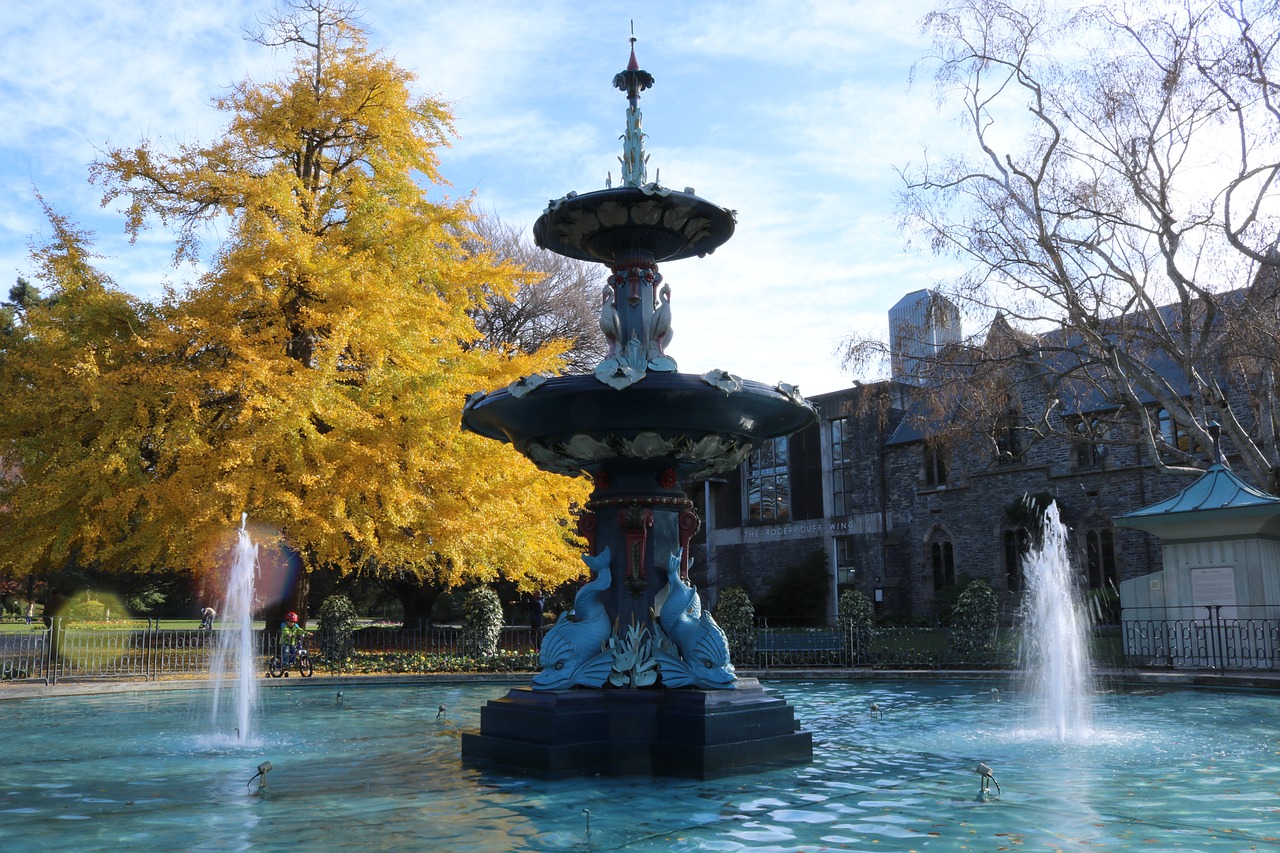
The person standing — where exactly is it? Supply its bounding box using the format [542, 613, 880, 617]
[25, 600, 35, 625]
[200, 606, 217, 630]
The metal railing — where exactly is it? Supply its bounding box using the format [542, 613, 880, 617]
[1120, 605, 1280, 671]
[0, 620, 546, 685]
[9, 611, 1274, 684]
[748, 624, 1017, 670]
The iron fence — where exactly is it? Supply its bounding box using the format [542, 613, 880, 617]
[0, 620, 545, 685]
[1120, 605, 1280, 671]
[748, 624, 1018, 670]
[8, 611, 1273, 684]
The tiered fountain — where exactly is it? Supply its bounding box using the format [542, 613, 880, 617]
[460, 39, 817, 778]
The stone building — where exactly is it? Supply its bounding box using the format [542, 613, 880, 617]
[698, 290, 1265, 624]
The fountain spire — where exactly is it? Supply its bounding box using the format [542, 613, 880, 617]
[613, 26, 654, 187]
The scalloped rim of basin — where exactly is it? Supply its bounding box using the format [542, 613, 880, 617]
[532, 187, 736, 264]
[461, 372, 816, 477]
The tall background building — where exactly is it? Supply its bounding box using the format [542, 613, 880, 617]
[888, 289, 962, 384]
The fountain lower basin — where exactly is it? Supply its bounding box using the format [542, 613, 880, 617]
[5, 679, 1279, 852]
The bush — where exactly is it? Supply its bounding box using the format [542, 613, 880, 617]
[125, 589, 167, 614]
[950, 579, 1000, 660]
[317, 595, 359, 663]
[714, 586, 756, 666]
[838, 589, 874, 660]
[68, 597, 106, 621]
[461, 587, 503, 658]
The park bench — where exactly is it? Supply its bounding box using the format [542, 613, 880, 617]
[754, 629, 845, 655]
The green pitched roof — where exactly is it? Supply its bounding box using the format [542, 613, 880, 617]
[1117, 464, 1280, 521]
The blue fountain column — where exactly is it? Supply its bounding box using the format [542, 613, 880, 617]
[578, 462, 700, 634]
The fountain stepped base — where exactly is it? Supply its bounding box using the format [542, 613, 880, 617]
[461, 678, 812, 778]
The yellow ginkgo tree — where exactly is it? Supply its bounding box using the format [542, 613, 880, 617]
[0, 4, 589, 621]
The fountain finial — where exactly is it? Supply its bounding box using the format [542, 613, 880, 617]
[613, 24, 654, 187]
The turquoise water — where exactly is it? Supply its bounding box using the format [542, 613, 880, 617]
[3, 680, 1279, 851]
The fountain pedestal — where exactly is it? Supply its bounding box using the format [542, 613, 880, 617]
[459, 38, 817, 778]
[461, 679, 811, 779]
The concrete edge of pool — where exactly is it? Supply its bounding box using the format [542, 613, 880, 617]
[3, 666, 1279, 702]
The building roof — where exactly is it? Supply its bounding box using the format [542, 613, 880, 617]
[1117, 463, 1280, 517]
[1114, 463, 1280, 539]
[885, 288, 1251, 445]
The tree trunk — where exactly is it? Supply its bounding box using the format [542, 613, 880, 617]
[384, 577, 440, 628]
[260, 546, 310, 628]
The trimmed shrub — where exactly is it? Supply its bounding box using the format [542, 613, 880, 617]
[950, 579, 1000, 660]
[838, 589, 874, 661]
[714, 586, 756, 666]
[461, 587, 504, 658]
[317, 594, 359, 663]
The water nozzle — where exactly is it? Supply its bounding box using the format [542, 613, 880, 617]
[248, 760, 273, 791]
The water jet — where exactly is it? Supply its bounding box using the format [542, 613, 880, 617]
[209, 514, 260, 742]
[1020, 502, 1093, 741]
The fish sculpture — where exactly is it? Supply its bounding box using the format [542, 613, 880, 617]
[532, 547, 614, 691]
[655, 551, 736, 689]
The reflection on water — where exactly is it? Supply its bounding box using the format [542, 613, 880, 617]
[3, 680, 1279, 852]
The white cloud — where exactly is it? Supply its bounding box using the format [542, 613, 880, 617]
[0, 0, 956, 395]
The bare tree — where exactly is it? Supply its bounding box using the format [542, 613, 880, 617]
[844, 0, 1280, 489]
[468, 213, 607, 374]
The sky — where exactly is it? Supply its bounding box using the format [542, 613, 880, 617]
[0, 0, 959, 396]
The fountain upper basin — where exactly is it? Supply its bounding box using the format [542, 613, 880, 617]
[461, 371, 817, 477]
[533, 186, 736, 264]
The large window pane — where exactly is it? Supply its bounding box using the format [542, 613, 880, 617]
[830, 417, 855, 517]
[746, 437, 791, 522]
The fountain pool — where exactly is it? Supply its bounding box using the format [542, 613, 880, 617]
[3, 679, 1279, 852]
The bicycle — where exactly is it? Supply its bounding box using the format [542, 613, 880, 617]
[268, 641, 314, 678]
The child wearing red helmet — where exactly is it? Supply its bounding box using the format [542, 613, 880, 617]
[281, 611, 305, 642]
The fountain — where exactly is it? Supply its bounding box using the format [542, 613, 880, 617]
[7, 679, 1280, 850]
[208, 513, 260, 742]
[1020, 501, 1093, 741]
[459, 38, 818, 777]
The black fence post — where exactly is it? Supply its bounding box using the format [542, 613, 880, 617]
[40, 621, 53, 685]
[1212, 605, 1225, 671]
[50, 617, 62, 685]
[145, 619, 154, 682]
